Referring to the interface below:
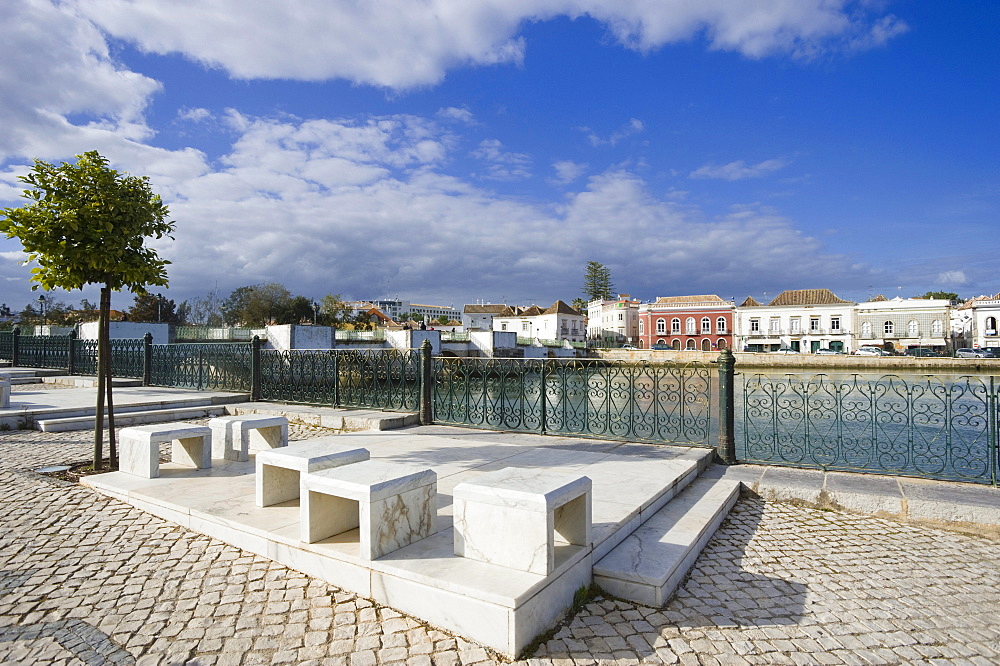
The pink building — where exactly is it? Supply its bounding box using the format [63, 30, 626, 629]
[637, 295, 735, 351]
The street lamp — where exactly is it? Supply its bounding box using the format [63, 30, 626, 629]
[37, 294, 47, 326]
[312, 301, 319, 325]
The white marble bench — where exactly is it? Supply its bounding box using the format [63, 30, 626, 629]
[0, 376, 10, 409]
[301, 460, 437, 560]
[120, 423, 213, 478]
[453, 468, 592, 575]
[210, 414, 288, 462]
[255, 439, 369, 507]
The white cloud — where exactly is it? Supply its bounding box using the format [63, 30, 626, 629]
[551, 161, 588, 185]
[436, 107, 476, 124]
[470, 139, 532, 181]
[177, 107, 213, 123]
[937, 270, 968, 287]
[65, 0, 906, 89]
[584, 118, 645, 147]
[690, 158, 790, 181]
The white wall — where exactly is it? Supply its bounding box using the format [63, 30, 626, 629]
[78, 321, 170, 345]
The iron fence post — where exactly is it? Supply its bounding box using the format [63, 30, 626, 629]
[143, 332, 153, 386]
[67, 330, 77, 375]
[716, 348, 737, 464]
[420, 339, 433, 425]
[251, 336, 262, 401]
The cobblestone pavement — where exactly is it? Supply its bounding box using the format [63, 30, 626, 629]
[2, 424, 999, 665]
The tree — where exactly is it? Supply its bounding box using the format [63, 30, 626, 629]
[583, 261, 615, 302]
[917, 291, 961, 302]
[128, 292, 179, 323]
[0, 151, 173, 471]
[221, 282, 310, 326]
[319, 294, 353, 326]
[436, 315, 450, 326]
[186, 288, 223, 326]
[571, 297, 588, 312]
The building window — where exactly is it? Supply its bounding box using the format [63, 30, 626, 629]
[716, 317, 727, 334]
[750, 318, 760, 333]
[908, 320, 919, 337]
[638, 320, 644, 334]
[790, 318, 800, 333]
[686, 339, 696, 350]
[987, 317, 998, 334]
[810, 318, 820, 332]
[672, 339, 681, 350]
[671, 318, 680, 333]
[861, 321, 871, 338]
[702, 339, 711, 351]
[686, 317, 696, 334]
[701, 317, 711, 333]
[717, 338, 727, 350]
[522, 322, 529, 332]
[831, 316, 841, 332]
[769, 318, 780, 333]
[501, 323, 507, 331]
[884, 320, 894, 336]
[656, 318, 666, 334]
[932, 320, 943, 336]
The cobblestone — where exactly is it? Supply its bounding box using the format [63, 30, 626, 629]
[1, 425, 999, 664]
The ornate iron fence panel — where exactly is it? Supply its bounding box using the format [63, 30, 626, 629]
[260, 349, 420, 411]
[433, 358, 715, 446]
[741, 373, 999, 484]
[71, 339, 145, 378]
[17, 335, 71, 369]
[150, 343, 252, 391]
[0, 331, 12, 360]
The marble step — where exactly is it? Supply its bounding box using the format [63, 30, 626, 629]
[35, 403, 229, 432]
[592, 477, 741, 607]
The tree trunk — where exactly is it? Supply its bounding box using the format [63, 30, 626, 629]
[93, 286, 110, 470]
[105, 287, 116, 467]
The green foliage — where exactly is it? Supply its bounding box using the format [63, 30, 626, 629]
[319, 294, 353, 326]
[916, 290, 961, 301]
[583, 260, 614, 302]
[0, 151, 173, 294]
[436, 315, 450, 325]
[127, 292, 180, 323]
[222, 282, 313, 326]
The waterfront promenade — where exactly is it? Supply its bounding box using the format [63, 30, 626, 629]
[1, 384, 999, 664]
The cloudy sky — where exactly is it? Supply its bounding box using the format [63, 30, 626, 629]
[1, 1, 997, 313]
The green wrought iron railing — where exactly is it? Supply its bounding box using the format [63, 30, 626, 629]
[150, 343, 252, 391]
[72, 339, 145, 378]
[334, 330, 386, 342]
[174, 326, 265, 341]
[13, 335, 71, 369]
[741, 373, 999, 485]
[433, 357, 716, 446]
[259, 349, 420, 411]
[441, 331, 470, 342]
[0, 331, 12, 360]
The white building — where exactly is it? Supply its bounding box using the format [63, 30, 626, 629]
[735, 289, 855, 353]
[586, 295, 640, 344]
[493, 301, 586, 342]
[462, 304, 511, 331]
[855, 295, 953, 353]
[953, 293, 1000, 351]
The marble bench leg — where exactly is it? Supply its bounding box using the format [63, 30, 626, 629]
[120, 434, 159, 478]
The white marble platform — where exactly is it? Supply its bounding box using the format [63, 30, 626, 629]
[0, 377, 9, 409]
[83, 425, 713, 657]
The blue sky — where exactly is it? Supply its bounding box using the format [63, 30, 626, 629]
[1, 1, 997, 314]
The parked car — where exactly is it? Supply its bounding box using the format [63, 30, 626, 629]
[621, 344, 636, 350]
[772, 347, 799, 354]
[814, 348, 844, 355]
[905, 348, 940, 357]
[852, 346, 889, 356]
[955, 348, 996, 358]
[650, 343, 670, 351]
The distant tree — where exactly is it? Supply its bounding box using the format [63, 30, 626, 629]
[571, 297, 588, 312]
[187, 288, 224, 326]
[175, 300, 191, 325]
[319, 294, 353, 326]
[916, 291, 961, 302]
[79, 298, 97, 312]
[583, 261, 615, 302]
[0, 150, 173, 471]
[436, 315, 450, 325]
[128, 292, 179, 323]
[221, 283, 310, 326]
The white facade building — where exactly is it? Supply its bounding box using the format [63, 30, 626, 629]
[735, 289, 855, 353]
[586, 295, 640, 343]
[493, 301, 586, 342]
[953, 293, 1000, 351]
[462, 304, 510, 331]
[855, 296, 953, 353]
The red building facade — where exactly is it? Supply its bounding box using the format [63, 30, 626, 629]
[637, 295, 735, 351]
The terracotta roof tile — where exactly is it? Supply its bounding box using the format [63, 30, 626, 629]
[739, 296, 762, 307]
[542, 300, 581, 316]
[655, 295, 726, 304]
[768, 289, 853, 306]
